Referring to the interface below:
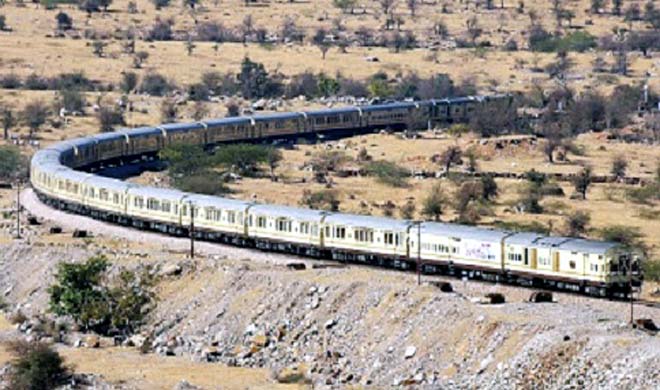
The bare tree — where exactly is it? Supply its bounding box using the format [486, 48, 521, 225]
[465, 16, 483, 46]
[573, 165, 593, 200]
[241, 15, 253, 44]
[438, 145, 463, 173]
[407, 0, 418, 16]
[1, 105, 16, 140]
[313, 28, 330, 59]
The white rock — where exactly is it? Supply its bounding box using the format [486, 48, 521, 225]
[404, 346, 416, 359]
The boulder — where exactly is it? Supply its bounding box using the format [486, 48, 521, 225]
[404, 345, 416, 359]
[84, 335, 99, 348]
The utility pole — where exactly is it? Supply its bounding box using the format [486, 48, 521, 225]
[15, 181, 21, 239]
[189, 202, 195, 259]
[629, 257, 634, 326]
[417, 221, 421, 286]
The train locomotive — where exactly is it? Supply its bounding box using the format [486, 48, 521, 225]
[30, 95, 643, 298]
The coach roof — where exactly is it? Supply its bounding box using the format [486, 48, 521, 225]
[249, 204, 326, 221]
[421, 222, 510, 242]
[325, 213, 410, 230]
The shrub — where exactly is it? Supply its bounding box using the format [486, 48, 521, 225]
[140, 73, 172, 96]
[147, 17, 173, 41]
[0, 74, 22, 89]
[599, 225, 644, 247]
[160, 143, 211, 176]
[213, 143, 272, 176]
[626, 185, 659, 204]
[7, 340, 68, 390]
[643, 260, 660, 282]
[120, 71, 138, 94]
[301, 189, 340, 211]
[56, 11, 73, 31]
[422, 183, 446, 221]
[24, 74, 49, 90]
[96, 105, 125, 132]
[175, 171, 230, 195]
[196, 21, 226, 42]
[188, 83, 210, 101]
[54, 88, 86, 113]
[152, 0, 170, 9]
[565, 210, 590, 237]
[48, 256, 155, 335]
[50, 72, 93, 91]
[365, 160, 409, 187]
[493, 220, 550, 234]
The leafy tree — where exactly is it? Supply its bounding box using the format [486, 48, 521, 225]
[48, 256, 111, 332]
[8, 340, 68, 390]
[611, 155, 627, 180]
[97, 105, 125, 132]
[590, 0, 604, 14]
[160, 143, 210, 176]
[565, 210, 590, 237]
[160, 98, 178, 123]
[188, 83, 209, 101]
[237, 57, 281, 99]
[214, 143, 273, 176]
[140, 73, 171, 96]
[600, 225, 644, 248]
[21, 100, 49, 140]
[612, 0, 623, 16]
[48, 256, 155, 335]
[367, 72, 392, 98]
[0, 145, 27, 182]
[465, 16, 483, 46]
[455, 181, 483, 224]
[572, 165, 593, 200]
[422, 183, 446, 221]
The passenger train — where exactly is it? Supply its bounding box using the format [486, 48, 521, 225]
[30, 96, 643, 298]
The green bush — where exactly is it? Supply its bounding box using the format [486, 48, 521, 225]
[175, 171, 230, 195]
[599, 225, 644, 248]
[213, 143, 275, 177]
[8, 340, 68, 390]
[365, 160, 409, 188]
[300, 189, 340, 211]
[49, 256, 155, 335]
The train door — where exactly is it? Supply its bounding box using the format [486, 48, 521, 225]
[552, 252, 560, 272]
[530, 248, 538, 269]
[524, 248, 529, 266]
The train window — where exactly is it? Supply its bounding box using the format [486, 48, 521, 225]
[325, 226, 330, 237]
[162, 201, 171, 213]
[237, 212, 243, 224]
[100, 190, 109, 201]
[311, 224, 318, 236]
[113, 193, 120, 204]
[384, 232, 394, 246]
[134, 197, 144, 209]
[182, 205, 187, 216]
[336, 226, 346, 239]
[227, 211, 236, 224]
[257, 216, 267, 228]
[315, 117, 325, 125]
[174, 205, 178, 214]
[569, 261, 576, 269]
[300, 222, 310, 235]
[276, 219, 292, 232]
[88, 187, 95, 198]
[147, 198, 160, 211]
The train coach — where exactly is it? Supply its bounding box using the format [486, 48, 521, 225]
[30, 95, 643, 298]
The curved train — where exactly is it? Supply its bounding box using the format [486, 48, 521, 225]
[30, 96, 643, 297]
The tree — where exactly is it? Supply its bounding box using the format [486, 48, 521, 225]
[365, 160, 409, 187]
[22, 100, 49, 140]
[133, 51, 149, 69]
[481, 174, 498, 201]
[241, 14, 253, 44]
[455, 181, 484, 224]
[92, 40, 107, 57]
[0, 145, 27, 182]
[400, 199, 415, 219]
[612, 0, 623, 16]
[313, 28, 330, 59]
[7, 340, 68, 390]
[184, 35, 196, 56]
[192, 101, 209, 121]
[56, 12, 73, 31]
[1, 106, 16, 140]
[438, 145, 462, 173]
[48, 256, 155, 335]
[422, 183, 446, 221]
[565, 210, 590, 237]
[611, 155, 627, 180]
[624, 3, 642, 26]
[465, 16, 483, 46]
[54, 88, 86, 114]
[97, 105, 125, 132]
[573, 165, 593, 200]
[333, 0, 357, 14]
[160, 98, 178, 123]
[214, 144, 274, 176]
[120, 72, 138, 94]
[379, 0, 397, 17]
[301, 189, 340, 211]
[48, 256, 111, 332]
[266, 147, 282, 181]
